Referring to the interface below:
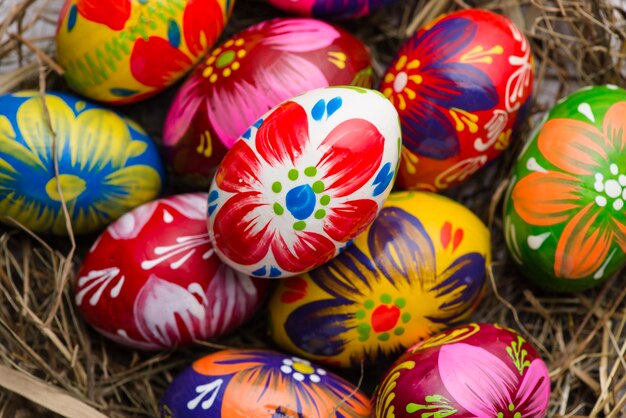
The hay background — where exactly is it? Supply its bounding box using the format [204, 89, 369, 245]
[1, 0, 625, 416]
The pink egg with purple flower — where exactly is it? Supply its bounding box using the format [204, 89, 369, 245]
[206, 86, 401, 278]
[371, 323, 551, 418]
[163, 18, 373, 188]
[266, 0, 399, 19]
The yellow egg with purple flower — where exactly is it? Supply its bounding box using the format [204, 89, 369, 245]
[269, 191, 490, 368]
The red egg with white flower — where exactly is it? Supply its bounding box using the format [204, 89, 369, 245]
[163, 17, 373, 188]
[371, 323, 551, 418]
[380, 9, 534, 191]
[75, 193, 267, 350]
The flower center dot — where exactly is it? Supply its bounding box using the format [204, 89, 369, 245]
[393, 72, 408, 93]
[292, 363, 314, 374]
[216, 50, 235, 68]
[286, 184, 316, 220]
[605, 179, 621, 198]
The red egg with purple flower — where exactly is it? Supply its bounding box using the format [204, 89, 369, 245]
[380, 9, 534, 192]
[163, 17, 373, 188]
[75, 193, 267, 350]
[266, 0, 399, 19]
[371, 323, 550, 418]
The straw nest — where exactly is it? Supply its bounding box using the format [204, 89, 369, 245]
[1, 0, 625, 417]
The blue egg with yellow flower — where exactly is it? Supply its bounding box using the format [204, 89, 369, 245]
[0, 91, 165, 235]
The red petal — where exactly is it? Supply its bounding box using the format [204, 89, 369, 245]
[555, 203, 613, 279]
[130, 37, 192, 88]
[317, 119, 384, 198]
[212, 192, 273, 266]
[538, 118, 606, 176]
[214, 141, 262, 193]
[272, 231, 335, 273]
[324, 199, 379, 242]
[183, 0, 226, 57]
[255, 101, 309, 167]
[77, 0, 130, 31]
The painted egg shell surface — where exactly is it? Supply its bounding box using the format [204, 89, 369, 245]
[56, 0, 233, 104]
[159, 349, 370, 417]
[381, 8, 533, 192]
[207, 86, 401, 278]
[504, 85, 626, 292]
[269, 191, 490, 368]
[371, 323, 550, 418]
[163, 18, 374, 188]
[75, 193, 267, 350]
[0, 91, 164, 235]
[266, 0, 398, 19]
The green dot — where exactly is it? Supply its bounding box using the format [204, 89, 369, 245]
[357, 323, 371, 334]
[272, 182, 282, 193]
[293, 221, 306, 231]
[314, 209, 326, 219]
[320, 195, 330, 206]
[216, 50, 236, 68]
[401, 313, 411, 323]
[288, 169, 299, 181]
[312, 181, 324, 193]
[273, 203, 284, 215]
[497, 413, 504, 418]
[394, 298, 406, 309]
[380, 294, 392, 304]
[394, 327, 405, 336]
[378, 333, 390, 341]
[358, 334, 369, 342]
[355, 310, 366, 320]
[304, 166, 317, 177]
[509, 404, 515, 412]
[514, 413, 521, 418]
[364, 300, 375, 309]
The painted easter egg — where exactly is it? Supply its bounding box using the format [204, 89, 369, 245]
[207, 86, 401, 279]
[371, 323, 551, 418]
[269, 191, 490, 368]
[159, 349, 370, 417]
[75, 193, 267, 350]
[56, 0, 233, 104]
[163, 18, 374, 188]
[504, 85, 626, 292]
[381, 9, 534, 192]
[266, 0, 398, 19]
[0, 91, 164, 235]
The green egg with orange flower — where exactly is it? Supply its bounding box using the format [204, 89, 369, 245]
[269, 191, 490, 368]
[504, 85, 626, 292]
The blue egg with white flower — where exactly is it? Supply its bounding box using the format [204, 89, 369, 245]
[0, 91, 165, 235]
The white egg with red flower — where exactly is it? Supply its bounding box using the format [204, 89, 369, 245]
[75, 193, 268, 350]
[207, 86, 401, 278]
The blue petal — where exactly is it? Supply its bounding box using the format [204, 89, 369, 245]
[411, 17, 477, 65]
[326, 97, 342, 117]
[167, 20, 181, 48]
[241, 128, 252, 140]
[269, 266, 282, 278]
[284, 298, 354, 356]
[110, 88, 139, 97]
[400, 103, 459, 160]
[311, 99, 325, 121]
[372, 162, 394, 196]
[253, 118, 264, 128]
[427, 63, 499, 111]
[67, 5, 77, 32]
[426, 252, 486, 325]
[208, 204, 218, 216]
[252, 266, 267, 276]
[367, 207, 437, 288]
[208, 190, 219, 202]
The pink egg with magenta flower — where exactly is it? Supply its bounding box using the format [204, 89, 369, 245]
[163, 17, 374, 188]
